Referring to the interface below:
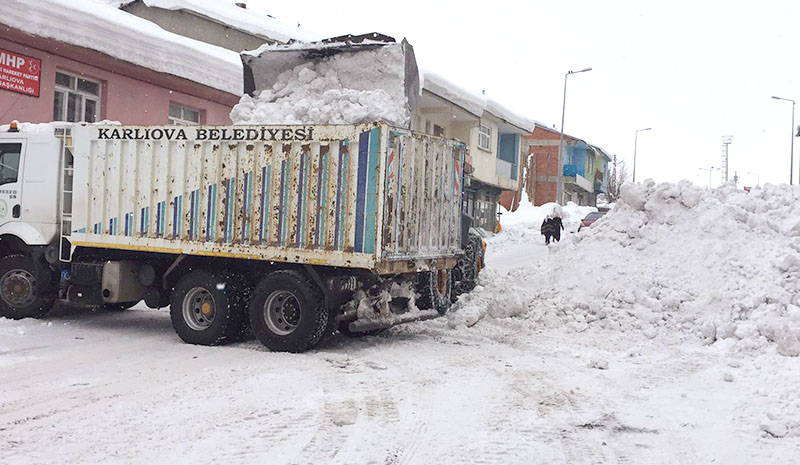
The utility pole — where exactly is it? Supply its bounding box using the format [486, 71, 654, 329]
[721, 135, 733, 184]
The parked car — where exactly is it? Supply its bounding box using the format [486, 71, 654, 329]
[578, 211, 607, 231]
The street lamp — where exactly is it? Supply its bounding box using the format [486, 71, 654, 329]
[771, 96, 795, 185]
[632, 127, 652, 183]
[746, 171, 760, 186]
[698, 166, 719, 189]
[557, 67, 592, 204]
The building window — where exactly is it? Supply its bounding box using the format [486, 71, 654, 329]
[168, 103, 201, 125]
[53, 71, 101, 123]
[478, 124, 491, 151]
[433, 124, 446, 137]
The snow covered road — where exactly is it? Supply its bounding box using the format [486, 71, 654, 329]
[2, 298, 797, 464]
[3, 181, 800, 464]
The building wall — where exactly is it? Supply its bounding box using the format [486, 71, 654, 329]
[523, 127, 563, 206]
[468, 115, 518, 191]
[123, 2, 270, 52]
[0, 34, 236, 126]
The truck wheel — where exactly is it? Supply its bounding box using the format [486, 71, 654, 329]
[0, 254, 56, 319]
[416, 269, 452, 315]
[452, 238, 480, 299]
[169, 271, 247, 346]
[248, 270, 329, 352]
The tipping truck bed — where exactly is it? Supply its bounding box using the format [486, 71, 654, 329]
[68, 123, 465, 274]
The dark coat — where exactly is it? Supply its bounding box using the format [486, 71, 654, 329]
[551, 217, 564, 240]
[541, 218, 555, 236]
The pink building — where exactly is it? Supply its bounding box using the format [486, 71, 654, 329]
[0, 0, 283, 127]
[0, 30, 238, 126]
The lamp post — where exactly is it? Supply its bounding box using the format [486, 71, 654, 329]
[698, 166, 718, 189]
[557, 67, 592, 204]
[771, 96, 795, 185]
[632, 127, 652, 183]
[746, 171, 760, 186]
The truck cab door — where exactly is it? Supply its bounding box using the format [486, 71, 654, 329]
[0, 141, 24, 226]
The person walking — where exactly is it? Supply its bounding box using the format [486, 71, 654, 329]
[541, 215, 554, 244]
[551, 214, 565, 242]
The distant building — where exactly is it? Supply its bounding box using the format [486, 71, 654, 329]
[414, 73, 532, 231]
[522, 124, 610, 207]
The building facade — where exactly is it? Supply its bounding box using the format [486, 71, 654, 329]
[413, 75, 530, 232]
[0, 29, 238, 127]
[1, 0, 312, 127]
[522, 124, 610, 207]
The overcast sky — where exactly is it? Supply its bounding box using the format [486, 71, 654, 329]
[246, 0, 800, 188]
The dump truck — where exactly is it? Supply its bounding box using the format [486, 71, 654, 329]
[0, 36, 485, 352]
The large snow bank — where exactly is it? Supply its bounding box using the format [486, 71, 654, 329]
[231, 46, 411, 127]
[141, 0, 319, 43]
[458, 180, 800, 357]
[2, 0, 242, 95]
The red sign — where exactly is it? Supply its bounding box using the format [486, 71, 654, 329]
[0, 49, 41, 97]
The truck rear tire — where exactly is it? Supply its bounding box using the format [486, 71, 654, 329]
[248, 270, 329, 353]
[169, 270, 248, 346]
[0, 254, 56, 319]
[416, 269, 452, 315]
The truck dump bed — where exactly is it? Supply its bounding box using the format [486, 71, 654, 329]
[69, 123, 465, 274]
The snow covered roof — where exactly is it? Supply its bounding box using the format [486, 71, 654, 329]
[141, 0, 320, 44]
[2, 0, 243, 95]
[421, 71, 535, 133]
[589, 144, 613, 161]
[420, 72, 484, 118]
[485, 98, 536, 133]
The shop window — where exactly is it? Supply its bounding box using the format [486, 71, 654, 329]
[53, 71, 101, 123]
[168, 103, 202, 125]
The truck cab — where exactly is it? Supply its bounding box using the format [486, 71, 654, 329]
[0, 124, 63, 248]
[0, 123, 64, 319]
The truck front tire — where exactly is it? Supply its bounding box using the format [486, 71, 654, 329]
[248, 270, 329, 353]
[169, 270, 248, 346]
[0, 254, 55, 319]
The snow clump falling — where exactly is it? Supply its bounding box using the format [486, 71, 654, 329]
[454, 180, 800, 356]
[231, 47, 410, 127]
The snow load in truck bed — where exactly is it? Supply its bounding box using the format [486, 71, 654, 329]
[457, 180, 800, 357]
[231, 44, 411, 128]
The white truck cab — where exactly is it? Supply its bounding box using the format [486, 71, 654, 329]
[0, 125, 62, 247]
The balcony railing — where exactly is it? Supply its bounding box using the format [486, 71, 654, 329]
[563, 164, 586, 177]
[496, 159, 517, 180]
[563, 164, 592, 191]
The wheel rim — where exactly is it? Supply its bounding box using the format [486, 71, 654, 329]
[1, 269, 37, 308]
[182, 287, 216, 331]
[263, 290, 301, 336]
[436, 270, 449, 296]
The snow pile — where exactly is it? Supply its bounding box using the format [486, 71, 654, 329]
[0, 120, 121, 133]
[500, 191, 598, 232]
[231, 47, 410, 127]
[456, 180, 800, 356]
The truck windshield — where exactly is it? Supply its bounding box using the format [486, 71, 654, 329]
[0, 143, 21, 186]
